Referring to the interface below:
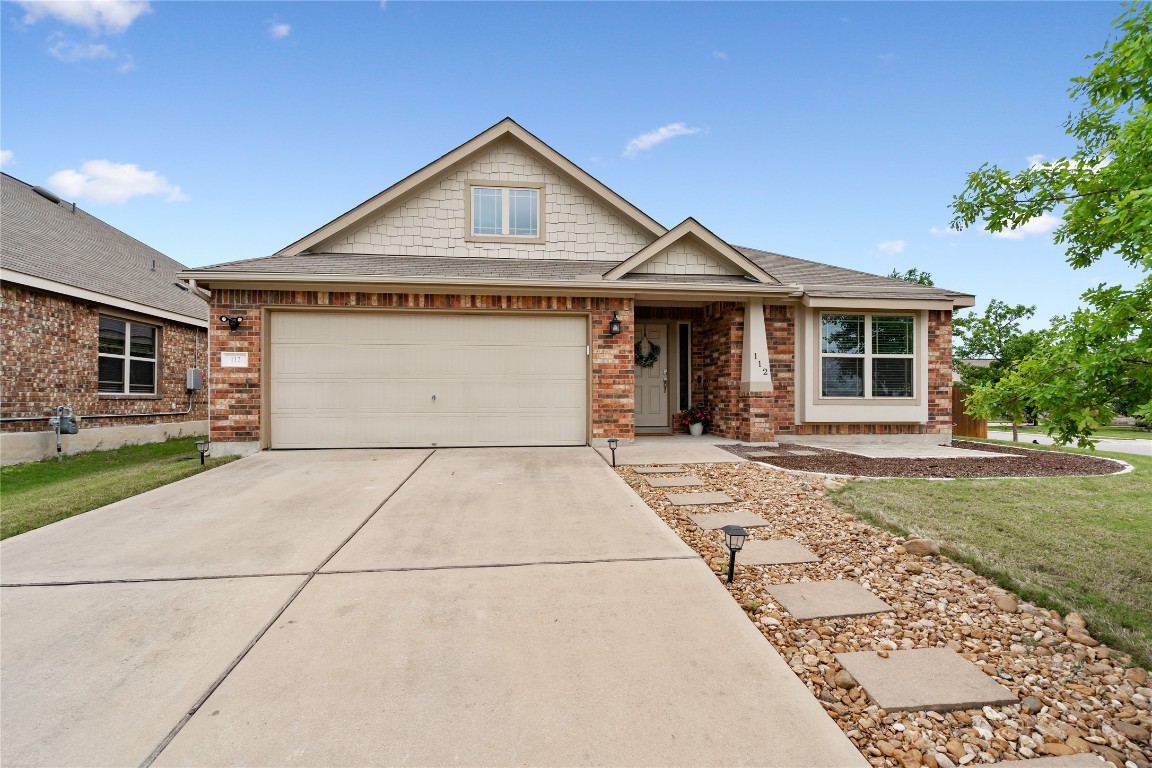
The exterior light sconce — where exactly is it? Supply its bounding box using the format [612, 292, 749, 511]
[195, 440, 210, 465]
[219, 315, 243, 331]
[607, 437, 619, 467]
[721, 524, 748, 583]
[608, 311, 622, 335]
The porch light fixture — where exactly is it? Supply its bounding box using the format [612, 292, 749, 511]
[195, 440, 210, 465]
[721, 524, 748, 583]
[607, 438, 619, 467]
[608, 311, 622, 335]
[219, 315, 243, 331]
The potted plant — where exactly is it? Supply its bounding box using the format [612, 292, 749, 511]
[677, 403, 713, 436]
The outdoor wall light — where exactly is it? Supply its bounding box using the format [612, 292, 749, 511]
[195, 440, 210, 465]
[721, 524, 748, 583]
[608, 311, 622, 335]
[607, 437, 619, 467]
[219, 315, 243, 331]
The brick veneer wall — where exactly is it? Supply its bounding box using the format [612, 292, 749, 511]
[1, 283, 208, 432]
[209, 289, 634, 445]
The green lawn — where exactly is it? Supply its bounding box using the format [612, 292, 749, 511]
[0, 436, 238, 540]
[831, 445, 1152, 669]
[991, 423, 1150, 440]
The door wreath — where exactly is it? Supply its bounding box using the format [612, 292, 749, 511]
[634, 340, 661, 368]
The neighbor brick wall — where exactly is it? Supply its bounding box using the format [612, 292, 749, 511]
[1, 283, 208, 433]
[209, 289, 634, 445]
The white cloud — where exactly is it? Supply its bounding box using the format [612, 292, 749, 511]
[47, 160, 187, 204]
[0, 150, 13, 167]
[930, 226, 961, 237]
[712, 50, 728, 61]
[1027, 153, 1047, 169]
[990, 213, 1061, 240]
[623, 123, 703, 158]
[877, 239, 906, 254]
[16, 0, 151, 34]
[268, 21, 291, 39]
[47, 35, 134, 70]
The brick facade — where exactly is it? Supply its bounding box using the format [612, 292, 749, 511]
[208, 289, 954, 447]
[1, 283, 208, 432]
[209, 289, 634, 445]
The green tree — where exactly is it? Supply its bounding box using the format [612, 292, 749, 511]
[953, 300, 1043, 441]
[887, 268, 935, 286]
[949, 3, 1152, 445]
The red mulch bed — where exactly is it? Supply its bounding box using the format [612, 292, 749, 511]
[719, 440, 1127, 478]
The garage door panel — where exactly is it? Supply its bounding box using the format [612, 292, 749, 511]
[270, 313, 588, 448]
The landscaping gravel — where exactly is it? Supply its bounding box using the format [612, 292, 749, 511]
[720, 440, 1126, 478]
[618, 461, 1152, 768]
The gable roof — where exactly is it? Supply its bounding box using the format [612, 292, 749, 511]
[275, 118, 668, 257]
[603, 218, 778, 284]
[1, 173, 207, 324]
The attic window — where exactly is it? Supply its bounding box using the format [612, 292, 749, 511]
[467, 182, 543, 242]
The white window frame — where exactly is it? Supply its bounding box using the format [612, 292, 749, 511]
[98, 316, 159, 396]
[465, 180, 545, 243]
[819, 312, 915, 399]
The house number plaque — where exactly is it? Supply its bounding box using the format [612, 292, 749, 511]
[220, 352, 248, 368]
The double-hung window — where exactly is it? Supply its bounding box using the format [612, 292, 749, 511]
[99, 316, 158, 395]
[470, 184, 540, 239]
[820, 313, 914, 398]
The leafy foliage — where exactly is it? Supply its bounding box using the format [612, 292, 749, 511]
[887, 268, 935, 286]
[949, 3, 1152, 444]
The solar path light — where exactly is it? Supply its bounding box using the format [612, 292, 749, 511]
[195, 440, 210, 465]
[607, 438, 619, 467]
[721, 524, 748, 583]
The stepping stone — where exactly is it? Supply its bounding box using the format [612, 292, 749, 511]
[666, 491, 735, 507]
[632, 466, 687, 475]
[738, 539, 820, 565]
[689, 510, 770, 529]
[835, 648, 1017, 712]
[766, 580, 892, 620]
[985, 757, 1105, 767]
[646, 475, 704, 488]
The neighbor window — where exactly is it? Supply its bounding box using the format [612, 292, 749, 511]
[470, 186, 539, 238]
[99, 317, 157, 394]
[820, 313, 913, 398]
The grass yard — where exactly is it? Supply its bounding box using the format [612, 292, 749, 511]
[832, 445, 1152, 669]
[993, 423, 1151, 440]
[0, 436, 238, 540]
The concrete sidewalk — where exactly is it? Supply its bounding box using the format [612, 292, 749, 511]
[987, 429, 1152, 457]
[2, 447, 865, 767]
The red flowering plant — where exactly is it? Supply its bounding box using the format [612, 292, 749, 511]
[676, 403, 713, 428]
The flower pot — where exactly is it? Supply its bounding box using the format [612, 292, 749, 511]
[689, 422, 704, 436]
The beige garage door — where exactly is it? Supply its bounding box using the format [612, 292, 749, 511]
[269, 312, 588, 448]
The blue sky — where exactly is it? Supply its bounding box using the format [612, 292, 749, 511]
[1, 1, 1144, 329]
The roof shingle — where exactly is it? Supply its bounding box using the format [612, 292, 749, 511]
[1, 173, 207, 322]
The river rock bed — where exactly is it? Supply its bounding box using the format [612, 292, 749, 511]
[617, 461, 1151, 767]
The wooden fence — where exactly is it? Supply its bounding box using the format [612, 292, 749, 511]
[952, 387, 987, 439]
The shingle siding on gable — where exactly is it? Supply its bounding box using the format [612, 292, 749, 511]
[630, 240, 742, 276]
[324, 140, 654, 261]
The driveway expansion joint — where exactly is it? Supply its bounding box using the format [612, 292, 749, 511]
[319, 554, 701, 575]
[139, 450, 436, 768]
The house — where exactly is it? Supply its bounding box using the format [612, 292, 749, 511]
[180, 119, 974, 456]
[1, 172, 209, 464]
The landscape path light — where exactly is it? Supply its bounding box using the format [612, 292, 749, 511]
[195, 440, 210, 465]
[721, 524, 748, 583]
[607, 438, 619, 467]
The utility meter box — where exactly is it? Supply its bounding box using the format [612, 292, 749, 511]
[186, 367, 204, 390]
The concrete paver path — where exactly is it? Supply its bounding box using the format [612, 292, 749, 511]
[2, 447, 865, 767]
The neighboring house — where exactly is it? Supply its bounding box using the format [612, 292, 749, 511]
[181, 119, 974, 456]
[1, 173, 209, 464]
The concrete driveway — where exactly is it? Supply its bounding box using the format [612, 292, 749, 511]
[1, 448, 864, 768]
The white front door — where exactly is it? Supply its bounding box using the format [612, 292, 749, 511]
[634, 323, 669, 429]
